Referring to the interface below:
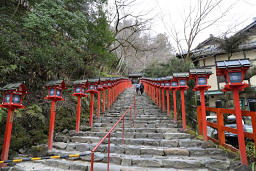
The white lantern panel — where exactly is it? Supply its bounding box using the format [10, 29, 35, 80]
[56, 89, 61, 96]
[49, 88, 55, 96]
[12, 94, 21, 104]
[229, 72, 242, 83]
[5, 94, 11, 103]
[179, 80, 186, 86]
[89, 85, 94, 90]
[198, 77, 207, 85]
[172, 82, 177, 87]
[75, 87, 81, 93]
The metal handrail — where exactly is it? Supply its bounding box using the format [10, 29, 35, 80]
[90, 94, 136, 171]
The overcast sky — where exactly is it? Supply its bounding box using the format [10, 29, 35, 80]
[108, 0, 256, 51]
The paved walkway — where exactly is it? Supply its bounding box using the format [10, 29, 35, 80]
[11, 87, 239, 170]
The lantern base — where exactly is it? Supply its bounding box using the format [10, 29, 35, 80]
[72, 93, 87, 98]
[193, 85, 211, 91]
[0, 104, 24, 109]
[87, 90, 98, 94]
[223, 83, 248, 92]
[97, 88, 103, 91]
[178, 86, 189, 90]
[44, 96, 64, 101]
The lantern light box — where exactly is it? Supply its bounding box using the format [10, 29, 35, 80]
[164, 76, 172, 88]
[160, 77, 165, 88]
[87, 79, 99, 94]
[72, 80, 88, 97]
[0, 82, 28, 108]
[45, 80, 66, 101]
[171, 81, 178, 87]
[189, 68, 212, 90]
[98, 78, 108, 91]
[173, 73, 189, 88]
[216, 59, 250, 91]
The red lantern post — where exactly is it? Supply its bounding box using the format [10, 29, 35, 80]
[173, 73, 189, 131]
[157, 79, 161, 109]
[154, 80, 158, 104]
[164, 76, 172, 115]
[101, 78, 109, 113]
[189, 69, 212, 141]
[87, 79, 99, 127]
[216, 59, 251, 166]
[0, 82, 27, 165]
[170, 79, 178, 122]
[72, 80, 88, 133]
[97, 79, 103, 118]
[160, 78, 165, 112]
[44, 80, 66, 150]
[107, 80, 112, 110]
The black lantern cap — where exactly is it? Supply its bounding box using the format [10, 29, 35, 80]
[189, 68, 212, 75]
[0, 82, 26, 91]
[73, 80, 87, 85]
[46, 80, 66, 88]
[216, 59, 250, 69]
[164, 76, 173, 81]
[173, 73, 189, 78]
[99, 77, 110, 82]
[87, 78, 99, 83]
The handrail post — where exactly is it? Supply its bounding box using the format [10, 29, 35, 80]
[107, 134, 110, 171]
[217, 108, 225, 145]
[251, 112, 256, 150]
[197, 106, 203, 135]
[90, 152, 94, 171]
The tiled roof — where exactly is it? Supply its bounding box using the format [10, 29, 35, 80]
[1, 82, 25, 91]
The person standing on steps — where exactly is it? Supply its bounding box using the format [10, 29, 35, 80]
[140, 82, 144, 95]
[135, 83, 140, 95]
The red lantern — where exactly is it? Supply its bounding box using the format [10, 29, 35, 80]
[101, 78, 109, 113]
[0, 82, 28, 163]
[163, 76, 172, 115]
[173, 73, 189, 131]
[189, 68, 212, 142]
[87, 79, 99, 127]
[72, 80, 88, 133]
[216, 59, 250, 165]
[44, 80, 66, 150]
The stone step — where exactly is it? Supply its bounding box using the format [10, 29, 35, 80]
[53, 142, 223, 157]
[82, 127, 179, 133]
[70, 136, 204, 148]
[14, 159, 216, 171]
[87, 123, 177, 128]
[95, 116, 170, 120]
[94, 118, 172, 123]
[69, 131, 191, 140]
[46, 150, 231, 170]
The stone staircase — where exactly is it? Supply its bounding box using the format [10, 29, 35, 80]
[12, 87, 238, 171]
